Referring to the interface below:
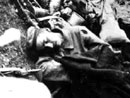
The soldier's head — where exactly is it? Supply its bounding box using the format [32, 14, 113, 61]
[26, 26, 63, 52]
[36, 28, 63, 50]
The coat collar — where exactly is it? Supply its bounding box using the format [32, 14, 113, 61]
[61, 29, 74, 49]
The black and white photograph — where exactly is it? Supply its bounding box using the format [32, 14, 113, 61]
[0, 0, 130, 98]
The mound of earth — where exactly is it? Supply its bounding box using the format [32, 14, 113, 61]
[0, 0, 35, 69]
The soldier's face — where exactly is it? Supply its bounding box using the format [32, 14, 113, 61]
[44, 32, 63, 47]
[37, 30, 63, 50]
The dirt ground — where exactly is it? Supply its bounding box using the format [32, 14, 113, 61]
[114, 0, 130, 24]
[0, 0, 130, 73]
[0, 0, 35, 69]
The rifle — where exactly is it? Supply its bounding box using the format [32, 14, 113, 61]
[14, 0, 40, 28]
[0, 67, 41, 77]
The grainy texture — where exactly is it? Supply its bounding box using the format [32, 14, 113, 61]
[0, 0, 35, 69]
[0, 0, 130, 98]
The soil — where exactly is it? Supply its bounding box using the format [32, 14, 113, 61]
[114, 0, 130, 23]
[0, 0, 35, 69]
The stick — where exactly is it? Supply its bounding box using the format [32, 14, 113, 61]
[15, 0, 39, 27]
[0, 67, 41, 74]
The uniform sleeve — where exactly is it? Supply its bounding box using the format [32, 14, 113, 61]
[79, 26, 108, 45]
